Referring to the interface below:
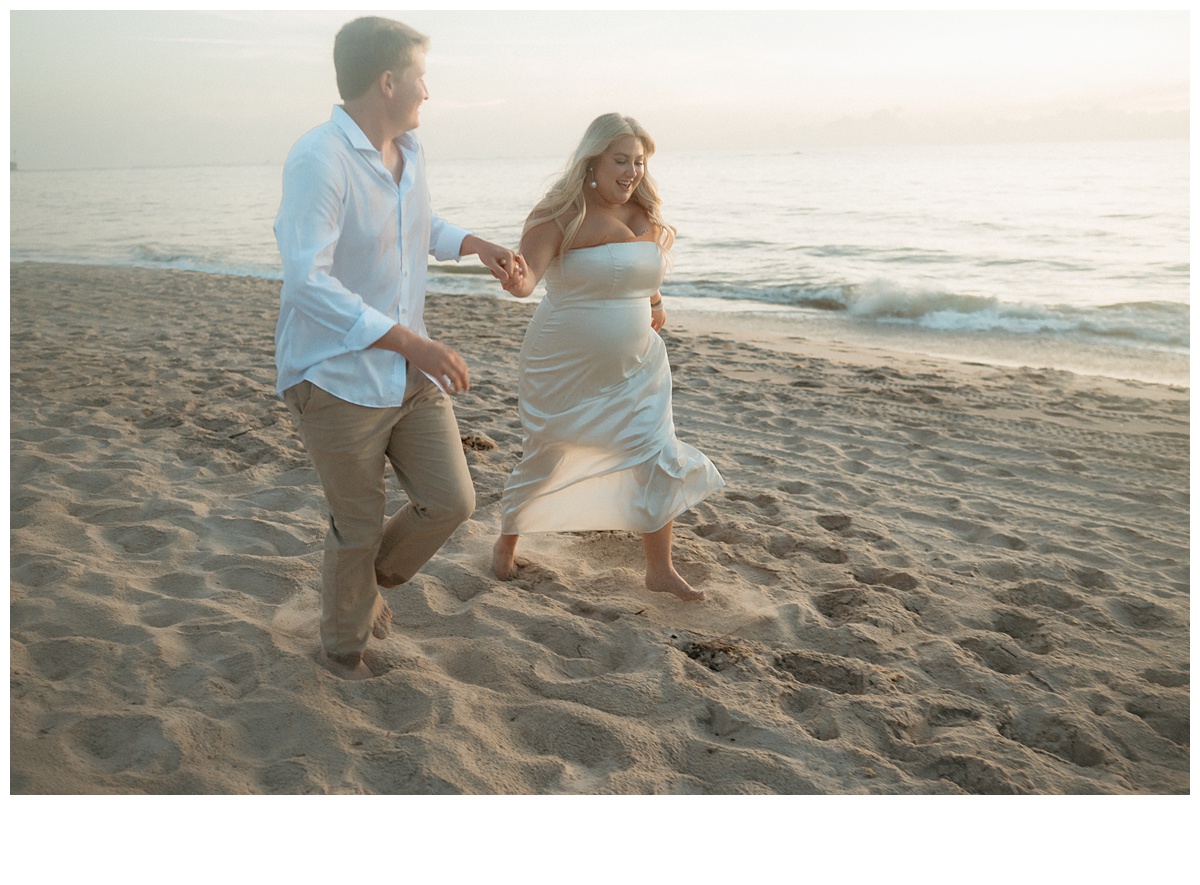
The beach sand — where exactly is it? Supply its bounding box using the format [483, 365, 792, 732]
[9, 262, 1190, 795]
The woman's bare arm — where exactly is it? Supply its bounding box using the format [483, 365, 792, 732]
[503, 211, 565, 299]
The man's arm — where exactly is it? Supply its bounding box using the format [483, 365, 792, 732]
[370, 323, 470, 393]
[275, 151, 395, 351]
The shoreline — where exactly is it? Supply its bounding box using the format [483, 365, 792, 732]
[9, 262, 1190, 795]
[667, 306, 1191, 390]
[8, 256, 1189, 389]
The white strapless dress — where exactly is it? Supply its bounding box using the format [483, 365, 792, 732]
[499, 240, 724, 534]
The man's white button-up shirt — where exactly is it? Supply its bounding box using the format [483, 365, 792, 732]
[274, 106, 470, 407]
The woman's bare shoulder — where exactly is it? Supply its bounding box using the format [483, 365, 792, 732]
[528, 200, 580, 231]
[521, 205, 568, 255]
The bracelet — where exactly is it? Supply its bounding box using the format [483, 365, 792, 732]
[650, 299, 663, 309]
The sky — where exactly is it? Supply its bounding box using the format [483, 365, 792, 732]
[6, 6, 1191, 170]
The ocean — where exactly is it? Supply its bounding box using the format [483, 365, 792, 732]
[9, 139, 1189, 387]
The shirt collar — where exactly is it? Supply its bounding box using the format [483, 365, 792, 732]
[331, 105, 377, 154]
[331, 105, 417, 158]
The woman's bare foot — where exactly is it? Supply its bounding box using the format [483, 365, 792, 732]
[372, 594, 392, 640]
[492, 534, 520, 580]
[646, 568, 705, 602]
[642, 522, 703, 600]
[318, 649, 374, 681]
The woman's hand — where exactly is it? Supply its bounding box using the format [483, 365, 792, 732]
[502, 262, 533, 298]
[650, 293, 666, 332]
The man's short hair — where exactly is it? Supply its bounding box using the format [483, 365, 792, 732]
[334, 17, 429, 101]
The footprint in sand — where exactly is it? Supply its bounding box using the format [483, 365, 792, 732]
[66, 713, 182, 775]
[926, 703, 984, 729]
[1140, 667, 1188, 688]
[816, 513, 852, 532]
[25, 636, 105, 682]
[507, 560, 572, 596]
[997, 581, 1084, 613]
[352, 681, 437, 737]
[692, 522, 742, 545]
[697, 701, 760, 743]
[998, 708, 1110, 769]
[853, 566, 919, 591]
[1124, 693, 1190, 746]
[956, 633, 1027, 676]
[776, 480, 811, 495]
[107, 524, 178, 555]
[1071, 566, 1117, 591]
[925, 754, 1023, 795]
[388, 574, 482, 624]
[813, 587, 919, 633]
[207, 562, 298, 606]
[812, 545, 849, 563]
[508, 705, 634, 771]
[569, 600, 622, 624]
[1100, 596, 1172, 630]
[11, 554, 74, 588]
[780, 690, 842, 741]
[992, 610, 1053, 654]
[259, 758, 322, 794]
[435, 640, 530, 694]
[725, 490, 782, 520]
[775, 650, 870, 695]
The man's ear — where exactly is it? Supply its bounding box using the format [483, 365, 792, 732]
[377, 68, 394, 97]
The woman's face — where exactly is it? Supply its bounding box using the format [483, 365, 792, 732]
[591, 135, 646, 206]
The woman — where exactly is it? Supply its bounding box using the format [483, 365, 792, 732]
[493, 113, 724, 601]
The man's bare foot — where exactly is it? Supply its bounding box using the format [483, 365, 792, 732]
[372, 594, 393, 640]
[318, 649, 374, 681]
[646, 569, 705, 602]
[492, 535, 519, 581]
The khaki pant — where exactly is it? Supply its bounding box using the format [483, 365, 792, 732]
[283, 363, 475, 659]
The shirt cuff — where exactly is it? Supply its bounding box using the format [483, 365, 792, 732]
[430, 223, 472, 262]
[344, 305, 398, 351]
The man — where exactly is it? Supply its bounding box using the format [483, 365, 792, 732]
[274, 17, 524, 680]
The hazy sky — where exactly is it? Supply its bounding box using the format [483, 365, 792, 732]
[7, 7, 1191, 170]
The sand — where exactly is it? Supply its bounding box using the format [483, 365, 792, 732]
[8, 262, 1190, 797]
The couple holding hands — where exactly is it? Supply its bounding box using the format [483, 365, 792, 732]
[275, 16, 723, 679]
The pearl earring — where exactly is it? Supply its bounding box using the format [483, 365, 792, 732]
[588, 168, 597, 188]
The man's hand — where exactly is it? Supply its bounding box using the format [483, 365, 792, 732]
[406, 336, 470, 393]
[461, 234, 525, 286]
[372, 325, 469, 393]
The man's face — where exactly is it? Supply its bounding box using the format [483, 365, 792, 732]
[389, 48, 429, 132]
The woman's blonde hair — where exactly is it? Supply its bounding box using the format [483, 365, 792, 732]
[525, 113, 676, 255]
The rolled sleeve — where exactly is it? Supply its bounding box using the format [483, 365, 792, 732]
[275, 110, 466, 407]
[344, 306, 397, 351]
[429, 212, 471, 262]
[276, 151, 390, 343]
